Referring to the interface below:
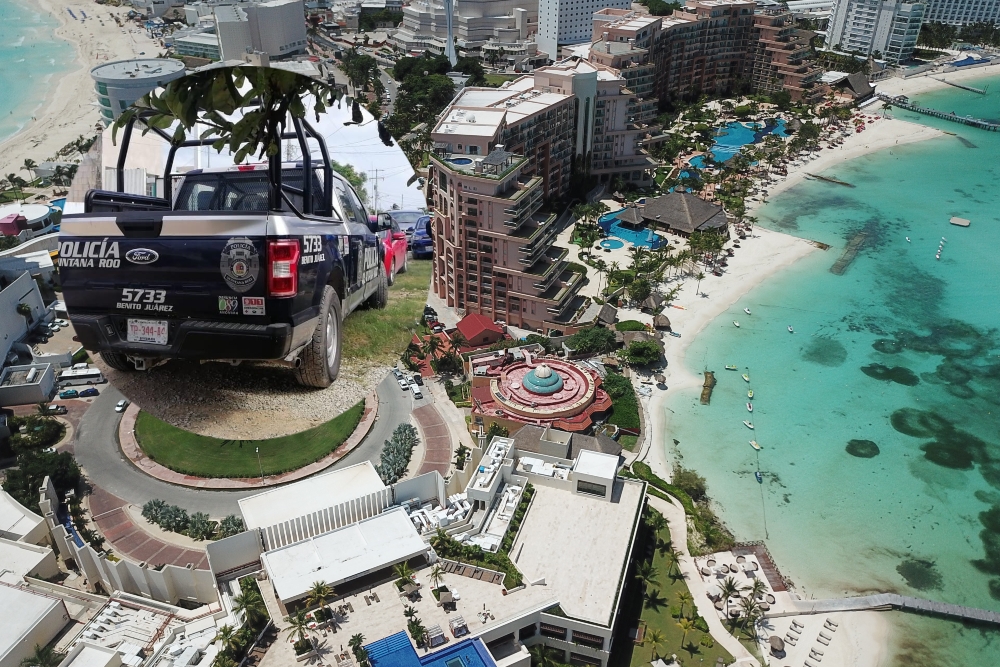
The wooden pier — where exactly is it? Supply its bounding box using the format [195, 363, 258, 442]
[700, 371, 716, 404]
[933, 78, 987, 94]
[767, 593, 1000, 627]
[733, 542, 789, 592]
[830, 231, 868, 275]
[805, 173, 854, 187]
[878, 93, 1000, 131]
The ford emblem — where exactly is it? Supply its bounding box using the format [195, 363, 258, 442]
[125, 248, 159, 264]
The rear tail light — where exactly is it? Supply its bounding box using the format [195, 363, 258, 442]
[268, 239, 300, 297]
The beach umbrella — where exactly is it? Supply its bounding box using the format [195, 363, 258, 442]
[769, 636, 785, 654]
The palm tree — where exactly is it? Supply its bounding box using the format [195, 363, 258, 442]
[528, 644, 555, 667]
[22, 159, 37, 184]
[663, 547, 681, 578]
[394, 561, 414, 583]
[348, 633, 366, 654]
[718, 576, 744, 618]
[232, 590, 267, 627]
[676, 591, 693, 619]
[285, 611, 311, 644]
[430, 527, 450, 554]
[429, 564, 444, 591]
[676, 617, 696, 652]
[20, 645, 64, 667]
[749, 578, 767, 602]
[421, 334, 442, 359]
[215, 625, 238, 656]
[634, 561, 659, 590]
[695, 271, 706, 295]
[643, 628, 666, 661]
[403, 604, 418, 620]
[646, 511, 667, 536]
[448, 332, 468, 353]
[306, 580, 334, 618]
[5, 174, 23, 202]
[739, 596, 761, 638]
[214, 656, 237, 667]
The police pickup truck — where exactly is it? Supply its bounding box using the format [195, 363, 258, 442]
[59, 116, 388, 388]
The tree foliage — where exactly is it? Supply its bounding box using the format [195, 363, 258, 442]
[567, 327, 617, 355]
[114, 66, 342, 165]
[7, 415, 63, 452]
[375, 423, 420, 484]
[2, 450, 80, 514]
[624, 340, 662, 366]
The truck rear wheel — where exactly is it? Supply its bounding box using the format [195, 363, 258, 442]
[295, 286, 342, 388]
[101, 351, 135, 372]
[365, 271, 389, 310]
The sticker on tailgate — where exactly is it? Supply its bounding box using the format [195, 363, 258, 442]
[220, 237, 260, 293]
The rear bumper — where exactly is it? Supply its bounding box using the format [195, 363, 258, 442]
[412, 241, 433, 258]
[69, 313, 313, 361]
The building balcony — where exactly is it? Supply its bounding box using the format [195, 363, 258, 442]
[503, 178, 545, 230]
[515, 213, 560, 267]
[542, 268, 586, 316]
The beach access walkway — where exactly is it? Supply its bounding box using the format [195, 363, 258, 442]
[769, 593, 1000, 626]
[646, 494, 760, 666]
[877, 93, 1000, 131]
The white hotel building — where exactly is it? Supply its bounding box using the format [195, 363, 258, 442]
[537, 0, 631, 64]
[825, 0, 924, 64]
[922, 0, 1000, 25]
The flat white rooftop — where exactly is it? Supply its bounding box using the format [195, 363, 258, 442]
[510, 480, 643, 625]
[60, 643, 121, 667]
[0, 584, 63, 661]
[0, 488, 44, 540]
[0, 538, 52, 581]
[261, 507, 428, 603]
[573, 449, 619, 481]
[238, 461, 385, 529]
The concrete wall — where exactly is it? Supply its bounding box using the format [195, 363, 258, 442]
[206, 530, 262, 578]
[0, 364, 56, 406]
[0, 272, 45, 363]
[39, 478, 217, 605]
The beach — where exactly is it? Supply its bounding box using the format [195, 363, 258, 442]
[0, 1, 161, 177]
[634, 69, 1000, 667]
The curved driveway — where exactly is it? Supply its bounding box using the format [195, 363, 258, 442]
[75, 374, 419, 516]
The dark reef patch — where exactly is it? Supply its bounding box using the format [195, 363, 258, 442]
[990, 579, 1000, 601]
[972, 505, 1000, 576]
[936, 361, 972, 385]
[920, 441, 976, 469]
[897, 558, 943, 591]
[802, 336, 848, 366]
[891, 408, 952, 438]
[945, 383, 976, 399]
[872, 338, 903, 354]
[846, 439, 880, 458]
[861, 363, 920, 385]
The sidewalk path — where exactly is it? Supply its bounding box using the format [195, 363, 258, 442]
[88, 487, 209, 569]
[412, 403, 453, 476]
[645, 493, 759, 666]
[117, 393, 378, 489]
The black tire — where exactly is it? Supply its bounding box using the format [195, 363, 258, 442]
[295, 286, 343, 388]
[387, 257, 396, 286]
[365, 270, 389, 310]
[399, 251, 408, 274]
[101, 351, 134, 372]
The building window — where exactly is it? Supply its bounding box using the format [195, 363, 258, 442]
[99, 97, 111, 108]
[96, 82, 108, 95]
[570, 654, 601, 667]
[540, 623, 567, 640]
[572, 631, 605, 650]
[577, 480, 607, 497]
[519, 624, 537, 640]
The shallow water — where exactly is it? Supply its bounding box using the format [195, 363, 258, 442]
[665, 77, 1000, 663]
[0, 0, 76, 144]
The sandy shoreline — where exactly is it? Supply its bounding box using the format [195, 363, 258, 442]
[0, 1, 160, 176]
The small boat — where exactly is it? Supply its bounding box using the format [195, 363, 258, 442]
[787, 326, 794, 333]
[725, 365, 739, 371]
[733, 321, 740, 328]
[746, 402, 753, 413]
[744, 307, 752, 315]
[755, 471, 763, 484]
[747, 389, 754, 399]
[669, 331, 681, 338]
[743, 420, 754, 430]
[742, 374, 750, 383]
[749, 440, 761, 451]
[905, 237, 911, 242]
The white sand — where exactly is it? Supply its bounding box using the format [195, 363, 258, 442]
[0, 2, 161, 176]
[878, 61, 1000, 97]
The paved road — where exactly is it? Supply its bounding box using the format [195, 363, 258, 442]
[74, 374, 422, 515]
[331, 372, 424, 471]
[379, 67, 398, 115]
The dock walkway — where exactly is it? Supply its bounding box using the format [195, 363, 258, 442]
[878, 93, 1000, 131]
[768, 593, 1000, 626]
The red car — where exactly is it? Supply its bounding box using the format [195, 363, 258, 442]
[375, 213, 409, 285]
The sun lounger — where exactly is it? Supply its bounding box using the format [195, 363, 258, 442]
[372, 592, 379, 603]
[820, 632, 832, 641]
[810, 648, 824, 656]
[817, 636, 830, 646]
[804, 661, 818, 667]
[789, 625, 802, 635]
[784, 635, 797, 646]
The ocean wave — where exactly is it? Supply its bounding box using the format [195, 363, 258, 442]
[12, 36, 25, 48]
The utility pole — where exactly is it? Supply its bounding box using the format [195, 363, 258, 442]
[256, 447, 265, 486]
[368, 167, 385, 212]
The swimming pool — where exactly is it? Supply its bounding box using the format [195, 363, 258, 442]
[598, 210, 667, 249]
[689, 119, 788, 168]
[600, 239, 624, 250]
[447, 157, 473, 165]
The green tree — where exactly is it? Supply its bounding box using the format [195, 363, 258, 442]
[643, 628, 666, 661]
[634, 561, 659, 590]
[566, 327, 616, 354]
[677, 590, 693, 619]
[331, 160, 368, 204]
[187, 512, 215, 540]
[2, 450, 80, 513]
[624, 340, 661, 366]
[233, 589, 268, 627]
[718, 576, 744, 618]
[394, 561, 414, 583]
[22, 159, 37, 183]
[285, 611, 311, 644]
[695, 271, 706, 295]
[677, 616, 696, 651]
[19, 645, 64, 667]
[486, 422, 509, 440]
[306, 580, 335, 617]
[627, 278, 652, 305]
[218, 515, 246, 537]
[528, 644, 556, 667]
[422, 334, 443, 358]
[215, 625, 238, 656]
[429, 564, 444, 590]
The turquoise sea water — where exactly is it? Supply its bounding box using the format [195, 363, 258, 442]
[665, 77, 1000, 664]
[0, 0, 76, 144]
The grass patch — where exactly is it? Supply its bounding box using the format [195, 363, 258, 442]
[484, 73, 519, 86]
[342, 259, 431, 362]
[604, 372, 641, 430]
[134, 402, 365, 477]
[619, 434, 638, 451]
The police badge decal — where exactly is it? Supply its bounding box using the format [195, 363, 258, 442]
[220, 237, 260, 293]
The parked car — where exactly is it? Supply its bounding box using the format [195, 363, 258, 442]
[71, 362, 89, 370]
[45, 405, 68, 415]
[411, 384, 423, 399]
[55, 319, 69, 326]
[79, 387, 100, 397]
[423, 305, 437, 318]
[411, 216, 433, 259]
[391, 368, 404, 380]
[379, 210, 428, 248]
[42, 447, 57, 454]
[374, 213, 408, 285]
[397, 377, 410, 390]
[59, 389, 79, 399]
[411, 375, 423, 386]
[115, 399, 130, 413]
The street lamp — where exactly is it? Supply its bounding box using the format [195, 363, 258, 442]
[256, 447, 265, 486]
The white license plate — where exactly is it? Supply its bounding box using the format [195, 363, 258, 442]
[127, 319, 168, 345]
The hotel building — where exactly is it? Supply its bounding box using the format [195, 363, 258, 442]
[750, 8, 826, 102]
[537, 0, 631, 61]
[825, 0, 924, 64]
[921, 0, 1000, 26]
